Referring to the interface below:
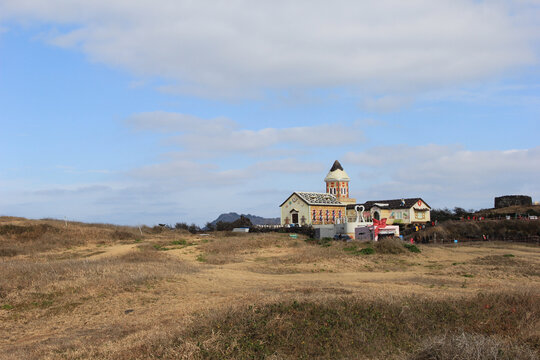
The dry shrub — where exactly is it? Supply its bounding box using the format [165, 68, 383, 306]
[411, 332, 538, 360]
[111, 230, 137, 240]
[421, 220, 540, 242]
[375, 237, 406, 254]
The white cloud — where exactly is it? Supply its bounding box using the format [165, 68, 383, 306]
[362, 96, 413, 113]
[344, 145, 540, 209]
[129, 157, 324, 187]
[126, 111, 237, 134]
[126, 111, 365, 155]
[1, 0, 537, 97]
[129, 160, 248, 186]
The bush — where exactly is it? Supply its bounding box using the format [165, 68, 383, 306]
[404, 244, 421, 253]
[375, 237, 405, 254]
[216, 216, 253, 231]
[187, 223, 200, 234]
[360, 247, 375, 255]
[175, 222, 189, 230]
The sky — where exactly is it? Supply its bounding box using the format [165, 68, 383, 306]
[0, 0, 539, 226]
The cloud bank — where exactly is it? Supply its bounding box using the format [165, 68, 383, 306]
[1, 0, 537, 97]
[344, 145, 540, 208]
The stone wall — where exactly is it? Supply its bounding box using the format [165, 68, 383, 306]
[494, 195, 532, 209]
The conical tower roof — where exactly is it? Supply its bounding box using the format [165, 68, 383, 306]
[324, 160, 350, 182]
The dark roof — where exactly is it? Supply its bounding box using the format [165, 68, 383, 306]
[329, 160, 344, 172]
[280, 192, 345, 207]
[346, 198, 431, 210]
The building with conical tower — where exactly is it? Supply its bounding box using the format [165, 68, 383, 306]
[279, 160, 431, 228]
[279, 160, 355, 226]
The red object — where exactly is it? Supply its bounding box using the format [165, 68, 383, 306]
[410, 238, 414, 244]
[371, 218, 387, 238]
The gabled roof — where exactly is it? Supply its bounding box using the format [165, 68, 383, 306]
[324, 160, 350, 182]
[346, 198, 431, 210]
[280, 192, 345, 207]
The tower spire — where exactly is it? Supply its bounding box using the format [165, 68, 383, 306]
[329, 160, 344, 172]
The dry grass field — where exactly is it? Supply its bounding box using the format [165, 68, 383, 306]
[1, 216, 539, 359]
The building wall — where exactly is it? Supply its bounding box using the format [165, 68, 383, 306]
[408, 200, 431, 223]
[310, 205, 347, 225]
[387, 209, 410, 224]
[280, 194, 311, 226]
[370, 200, 431, 224]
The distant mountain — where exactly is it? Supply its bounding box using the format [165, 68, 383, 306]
[208, 212, 280, 226]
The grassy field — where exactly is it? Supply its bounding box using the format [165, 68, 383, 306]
[1, 217, 539, 359]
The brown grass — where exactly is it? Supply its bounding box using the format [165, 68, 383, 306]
[0, 247, 197, 318]
[27, 290, 539, 359]
[412, 332, 538, 360]
[0, 219, 142, 256]
[1, 217, 539, 359]
[198, 233, 303, 264]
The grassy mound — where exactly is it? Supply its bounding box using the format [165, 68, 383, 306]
[119, 291, 538, 359]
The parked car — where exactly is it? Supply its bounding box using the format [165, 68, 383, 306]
[334, 233, 352, 241]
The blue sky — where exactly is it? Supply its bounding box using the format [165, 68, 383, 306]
[1, 1, 539, 225]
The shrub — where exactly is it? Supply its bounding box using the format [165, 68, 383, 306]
[187, 223, 200, 234]
[360, 247, 375, 255]
[304, 237, 332, 247]
[111, 230, 136, 240]
[175, 222, 189, 230]
[404, 244, 421, 253]
[375, 237, 405, 254]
